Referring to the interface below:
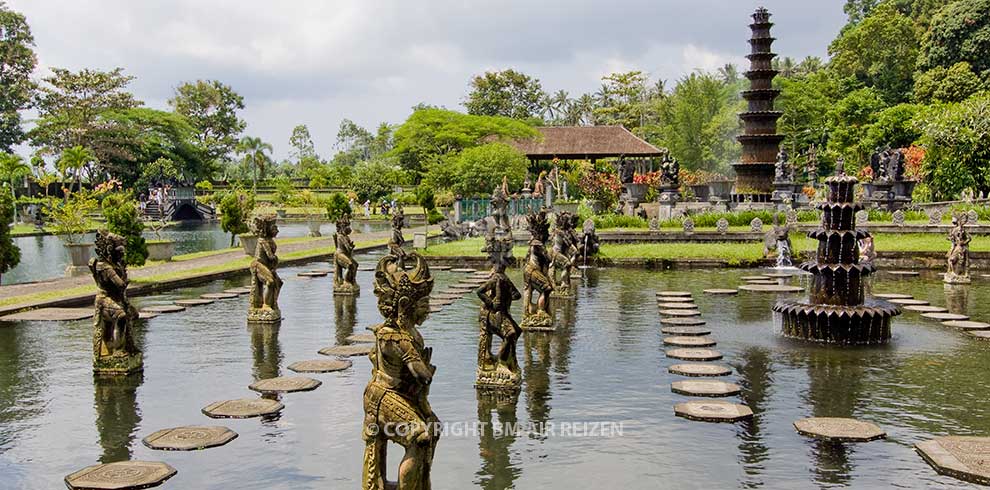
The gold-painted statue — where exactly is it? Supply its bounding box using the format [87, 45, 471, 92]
[248, 213, 283, 322]
[521, 210, 554, 331]
[333, 213, 359, 295]
[388, 203, 407, 265]
[945, 213, 972, 284]
[549, 211, 579, 298]
[476, 232, 522, 389]
[91, 230, 141, 375]
[362, 251, 439, 490]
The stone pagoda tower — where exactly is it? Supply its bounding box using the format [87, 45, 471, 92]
[734, 7, 785, 200]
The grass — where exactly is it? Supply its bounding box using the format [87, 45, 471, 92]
[0, 284, 97, 308]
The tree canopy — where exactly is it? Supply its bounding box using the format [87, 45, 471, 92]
[0, 1, 37, 152]
[169, 80, 246, 163]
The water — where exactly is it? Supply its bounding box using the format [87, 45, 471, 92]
[0, 264, 988, 489]
[2, 221, 390, 286]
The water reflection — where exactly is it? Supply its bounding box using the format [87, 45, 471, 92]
[248, 321, 283, 381]
[0, 325, 47, 455]
[733, 347, 773, 488]
[93, 373, 143, 464]
[474, 390, 521, 490]
[943, 284, 969, 314]
[334, 295, 358, 345]
[522, 333, 552, 439]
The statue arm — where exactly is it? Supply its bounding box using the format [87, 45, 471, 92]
[97, 263, 128, 290]
[476, 280, 496, 309]
[399, 339, 433, 385]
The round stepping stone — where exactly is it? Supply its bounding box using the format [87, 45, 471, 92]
[202, 398, 283, 419]
[889, 298, 929, 306]
[661, 326, 711, 336]
[224, 287, 251, 295]
[903, 305, 947, 313]
[968, 331, 990, 341]
[138, 311, 159, 320]
[248, 376, 322, 394]
[201, 292, 239, 300]
[943, 320, 990, 331]
[916, 436, 990, 486]
[738, 284, 803, 293]
[174, 298, 214, 307]
[288, 359, 353, 373]
[431, 265, 451, 271]
[793, 417, 886, 442]
[666, 348, 723, 361]
[922, 312, 969, 321]
[431, 299, 456, 306]
[450, 268, 476, 273]
[740, 275, 770, 281]
[656, 296, 694, 303]
[704, 289, 738, 295]
[669, 363, 732, 377]
[430, 306, 443, 313]
[658, 309, 702, 317]
[657, 302, 698, 309]
[0, 307, 94, 322]
[142, 426, 238, 451]
[657, 291, 691, 297]
[447, 285, 477, 291]
[319, 344, 373, 357]
[298, 271, 328, 277]
[660, 317, 706, 326]
[888, 270, 920, 276]
[65, 461, 176, 490]
[663, 336, 716, 347]
[432, 293, 462, 300]
[674, 400, 753, 423]
[746, 280, 779, 285]
[346, 333, 376, 343]
[671, 379, 741, 397]
[875, 293, 913, 299]
[764, 272, 795, 278]
[141, 304, 185, 314]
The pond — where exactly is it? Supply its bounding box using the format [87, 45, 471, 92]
[2, 220, 391, 286]
[0, 262, 987, 488]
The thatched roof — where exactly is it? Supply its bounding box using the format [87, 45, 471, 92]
[505, 126, 663, 160]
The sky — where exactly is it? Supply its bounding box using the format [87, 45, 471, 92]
[10, 0, 847, 161]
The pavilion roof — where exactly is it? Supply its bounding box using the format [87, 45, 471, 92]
[504, 126, 663, 160]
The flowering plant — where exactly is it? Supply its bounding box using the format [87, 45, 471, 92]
[578, 171, 622, 209]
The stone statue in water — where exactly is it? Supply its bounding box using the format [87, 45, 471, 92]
[521, 209, 554, 331]
[763, 213, 793, 267]
[362, 251, 439, 490]
[550, 211, 579, 298]
[389, 204, 407, 266]
[491, 176, 511, 232]
[91, 230, 141, 375]
[475, 233, 522, 389]
[945, 213, 972, 284]
[248, 213, 282, 322]
[333, 213, 359, 295]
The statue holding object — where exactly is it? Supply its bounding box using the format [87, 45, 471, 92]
[389, 204, 407, 266]
[248, 213, 283, 322]
[945, 213, 972, 284]
[491, 176, 511, 233]
[362, 251, 439, 490]
[91, 230, 142, 375]
[550, 211, 579, 298]
[333, 213, 359, 295]
[520, 210, 554, 331]
[475, 233, 522, 390]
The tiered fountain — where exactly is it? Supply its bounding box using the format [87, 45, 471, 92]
[773, 163, 900, 344]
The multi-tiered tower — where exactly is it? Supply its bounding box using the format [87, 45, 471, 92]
[734, 7, 785, 201]
[773, 165, 900, 344]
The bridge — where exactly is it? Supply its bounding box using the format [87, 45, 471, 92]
[144, 187, 215, 221]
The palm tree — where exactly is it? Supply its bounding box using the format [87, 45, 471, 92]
[574, 94, 597, 126]
[0, 154, 31, 199]
[57, 146, 97, 197]
[774, 57, 797, 78]
[717, 64, 739, 84]
[542, 90, 571, 125]
[236, 136, 274, 190]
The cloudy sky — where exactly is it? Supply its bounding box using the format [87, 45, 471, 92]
[11, 0, 846, 160]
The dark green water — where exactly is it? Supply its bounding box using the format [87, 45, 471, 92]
[0, 260, 988, 488]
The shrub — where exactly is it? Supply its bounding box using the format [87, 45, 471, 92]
[218, 189, 255, 246]
[325, 192, 351, 221]
[101, 192, 148, 266]
[443, 143, 528, 197]
[0, 187, 21, 281]
[46, 191, 98, 244]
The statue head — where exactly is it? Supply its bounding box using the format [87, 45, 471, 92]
[336, 214, 351, 235]
[391, 204, 405, 227]
[374, 251, 434, 328]
[555, 211, 576, 232]
[94, 229, 126, 265]
[253, 213, 278, 238]
[526, 209, 550, 242]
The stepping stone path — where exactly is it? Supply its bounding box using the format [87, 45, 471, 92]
[968, 331, 990, 341]
[674, 400, 753, 423]
[875, 293, 913, 299]
[671, 380, 741, 397]
[666, 348, 723, 361]
[888, 270, 920, 276]
[656, 291, 692, 297]
[65, 461, 177, 490]
[430, 306, 444, 313]
[657, 302, 698, 309]
[916, 436, 990, 486]
[248, 376, 322, 394]
[764, 272, 795, 278]
[450, 268, 477, 273]
[746, 280, 779, 285]
[669, 363, 732, 377]
[704, 289, 738, 295]
[433, 293, 462, 300]
[663, 336, 716, 348]
[889, 298, 929, 306]
[921, 312, 969, 321]
[658, 309, 702, 317]
[202, 398, 284, 419]
[738, 284, 803, 293]
[0, 307, 93, 322]
[201, 292, 239, 300]
[660, 317, 706, 326]
[740, 275, 770, 281]
[346, 333, 376, 343]
[139, 311, 159, 320]
[903, 305, 947, 313]
[319, 344, 374, 357]
[174, 299, 214, 307]
[142, 426, 237, 451]
[358, 266, 376, 271]
[431, 265, 452, 271]
[942, 320, 990, 331]
[288, 359, 353, 373]
[656, 296, 694, 303]
[661, 326, 711, 336]
[430, 298, 456, 306]
[793, 417, 886, 442]
[448, 284, 478, 291]
[141, 304, 186, 314]
[224, 287, 252, 295]
[297, 271, 328, 277]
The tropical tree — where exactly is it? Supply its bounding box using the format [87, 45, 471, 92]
[463, 69, 546, 119]
[57, 146, 97, 195]
[918, 0, 990, 75]
[289, 124, 317, 161]
[0, 1, 37, 152]
[542, 90, 571, 124]
[0, 153, 30, 198]
[0, 185, 20, 283]
[169, 80, 246, 163]
[593, 71, 653, 129]
[236, 136, 273, 189]
[101, 191, 147, 266]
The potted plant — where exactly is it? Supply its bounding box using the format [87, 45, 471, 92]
[553, 198, 580, 214]
[47, 190, 98, 276]
[218, 188, 256, 254]
[578, 171, 622, 215]
[144, 218, 175, 261]
[102, 190, 150, 265]
[272, 176, 293, 218]
[295, 189, 325, 237]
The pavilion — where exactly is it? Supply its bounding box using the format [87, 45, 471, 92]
[505, 126, 664, 164]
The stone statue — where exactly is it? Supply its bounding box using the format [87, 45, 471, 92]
[333, 214, 359, 295]
[892, 149, 906, 181]
[532, 171, 546, 197]
[618, 157, 635, 185]
[858, 233, 876, 264]
[362, 251, 439, 490]
[578, 218, 600, 264]
[90, 230, 141, 375]
[659, 150, 680, 186]
[520, 210, 554, 331]
[440, 220, 462, 240]
[775, 149, 789, 182]
[475, 234, 522, 390]
[945, 213, 972, 284]
[491, 176, 511, 232]
[806, 144, 818, 184]
[248, 214, 282, 322]
[549, 211, 579, 299]
[763, 213, 793, 267]
[389, 204, 407, 266]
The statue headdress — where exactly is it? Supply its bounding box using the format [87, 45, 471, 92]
[251, 211, 277, 237]
[526, 209, 550, 240]
[94, 229, 125, 262]
[374, 251, 434, 321]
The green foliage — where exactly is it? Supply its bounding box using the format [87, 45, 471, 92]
[324, 192, 351, 221]
[0, 185, 20, 275]
[426, 208, 444, 225]
[826, 87, 889, 169]
[431, 142, 528, 197]
[333, 119, 394, 165]
[919, 0, 990, 74]
[777, 71, 845, 156]
[46, 190, 98, 244]
[101, 191, 147, 266]
[169, 80, 246, 163]
[593, 71, 652, 129]
[218, 189, 255, 245]
[272, 175, 295, 206]
[57, 146, 96, 191]
[353, 159, 406, 202]
[415, 184, 436, 212]
[829, 1, 918, 102]
[307, 161, 354, 189]
[236, 136, 273, 186]
[0, 152, 30, 195]
[101, 108, 207, 186]
[464, 69, 545, 120]
[917, 94, 990, 199]
[0, 2, 37, 152]
[862, 103, 924, 150]
[289, 124, 316, 161]
[913, 62, 986, 103]
[587, 212, 648, 230]
[140, 156, 180, 188]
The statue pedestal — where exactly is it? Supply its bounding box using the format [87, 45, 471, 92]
[657, 184, 681, 205]
[248, 306, 281, 323]
[944, 273, 971, 284]
[475, 365, 521, 391]
[770, 181, 797, 208]
[520, 310, 553, 331]
[94, 351, 143, 376]
[333, 283, 360, 296]
[550, 281, 575, 299]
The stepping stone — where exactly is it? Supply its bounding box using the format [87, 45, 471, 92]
[430, 306, 443, 313]
[448, 285, 477, 291]
[740, 275, 770, 281]
[674, 400, 753, 423]
[656, 296, 694, 303]
[0, 307, 93, 322]
[431, 265, 452, 271]
[288, 359, 353, 373]
[202, 398, 284, 419]
[471, 271, 492, 277]
[661, 326, 711, 336]
[922, 312, 970, 321]
[657, 302, 698, 309]
[968, 331, 990, 341]
[793, 417, 886, 442]
[889, 298, 929, 306]
[764, 272, 795, 278]
[450, 268, 476, 273]
[358, 266, 376, 271]
[346, 333, 376, 343]
[248, 376, 321, 394]
[141, 304, 186, 313]
[903, 305, 947, 313]
[916, 436, 990, 486]
[738, 284, 803, 293]
[431, 298, 456, 306]
[671, 379, 741, 397]
[432, 293, 462, 300]
[660, 317, 706, 326]
[658, 309, 702, 317]
[65, 461, 176, 490]
[139, 311, 159, 320]
[201, 292, 239, 300]
[224, 287, 251, 295]
[319, 344, 374, 357]
[669, 363, 732, 377]
[142, 426, 238, 451]
[875, 293, 913, 299]
[943, 320, 990, 331]
[174, 298, 214, 307]
[888, 270, 920, 276]
[663, 336, 716, 348]
[657, 291, 692, 297]
[704, 289, 738, 295]
[666, 348, 723, 361]
[298, 271, 328, 277]
[745, 280, 779, 285]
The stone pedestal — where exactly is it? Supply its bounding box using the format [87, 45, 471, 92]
[771, 181, 797, 208]
[520, 310, 553, 331]
[94, 351, 143, 376]
[413, 232, 427, 249]
[247, 307, 281, 323]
